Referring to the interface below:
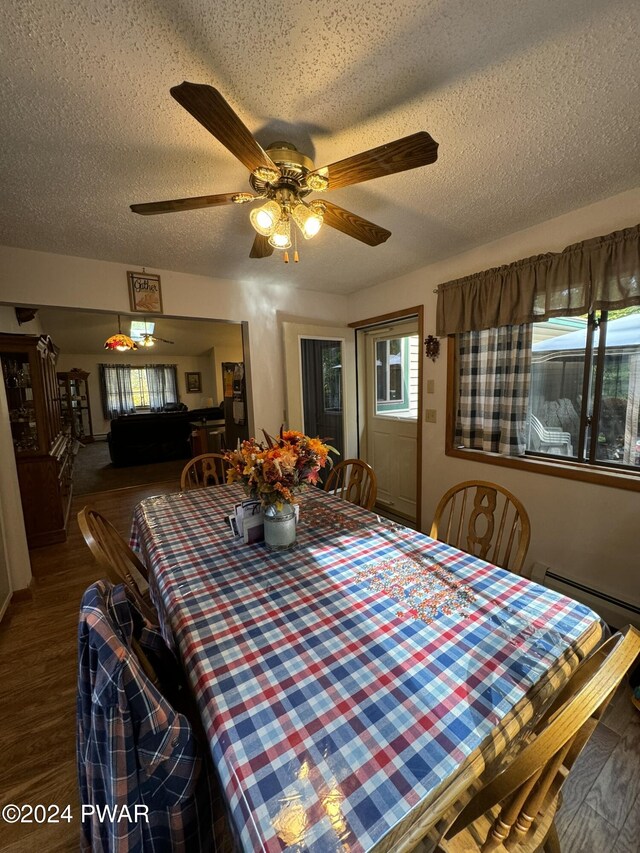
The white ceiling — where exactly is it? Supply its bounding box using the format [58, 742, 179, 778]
[1, 0, 639, 295]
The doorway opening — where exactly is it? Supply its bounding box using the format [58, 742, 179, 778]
[353, 307, 423, 527]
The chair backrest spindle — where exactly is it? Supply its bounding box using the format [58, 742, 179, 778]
[77, 505, 156, 622]
[323, 459, 377, 511]
[434, 627, 640, 853]
[430, 480, 531, 574]
[180, 453, 229, 490]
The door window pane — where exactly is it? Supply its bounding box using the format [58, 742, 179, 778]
[375, 335, 419, 418]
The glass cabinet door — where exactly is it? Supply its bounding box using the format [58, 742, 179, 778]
[57, 370, 93, 442]
[1, 350, 40, 454]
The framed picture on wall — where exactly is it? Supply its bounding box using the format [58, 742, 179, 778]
[127, 271, 163, 314]
[185, 371, 202, 393]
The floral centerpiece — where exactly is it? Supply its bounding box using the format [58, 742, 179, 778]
[224, 428, 336, 510]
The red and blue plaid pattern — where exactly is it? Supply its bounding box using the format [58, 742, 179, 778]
[77, 581, 214, 852]
[132, 485, 602, 853]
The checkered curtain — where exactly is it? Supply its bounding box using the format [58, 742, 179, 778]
[455, 324, 533, 455]
[145, 364, 178, 411]
[99, 363, 136, 419]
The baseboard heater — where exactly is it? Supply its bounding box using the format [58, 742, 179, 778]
[529, 562, 640, 630]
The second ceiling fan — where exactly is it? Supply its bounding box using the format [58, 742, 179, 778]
[131, 82, 439, 259]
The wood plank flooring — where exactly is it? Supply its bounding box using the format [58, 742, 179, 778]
[0, 481, 179, 852]
[0, 481, 638, 852]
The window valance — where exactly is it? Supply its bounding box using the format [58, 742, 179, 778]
[436, 223, 640, 336]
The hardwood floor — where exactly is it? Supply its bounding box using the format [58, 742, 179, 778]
[0, 481, 179, 852]
[0, 480, 638, 852]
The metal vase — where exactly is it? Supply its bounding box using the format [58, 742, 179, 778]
[263, 502, 297, 551]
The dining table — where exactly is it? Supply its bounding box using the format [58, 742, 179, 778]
[130, 483, 604, 853]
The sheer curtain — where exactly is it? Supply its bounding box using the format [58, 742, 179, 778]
[99, 364, 178, 417]
[99, 364, 136, 419]
[145, 365, 178, 411]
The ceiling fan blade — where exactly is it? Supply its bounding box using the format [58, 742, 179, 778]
[171, 82, 279, 176]
[249, 234, 274, 258]
[308, 131, 438, 191]
[321, 201, 391, 246]
[131, 192, 252, 215]
[153, 336, 174, 344]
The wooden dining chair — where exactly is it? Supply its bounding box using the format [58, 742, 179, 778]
[323, 458, 377, 510]
[419, 625, 640, 853]
[180, 452, 229, 490]
[430, 480, 531, 574]
[77, 505, 156, 622]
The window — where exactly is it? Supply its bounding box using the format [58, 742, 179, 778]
[375, 335, 419, 417]
[376, 338, 404, 404]
[528, 307, 640, 470]
[99, 364, 178, 418]
[129, 367, 151, 408]
[441, 223, 640, 484]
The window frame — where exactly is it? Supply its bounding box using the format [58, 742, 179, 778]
[445, 336, 640, 494]
[375, 337, 407, 408]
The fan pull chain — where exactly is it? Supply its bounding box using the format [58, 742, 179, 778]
[283, 251, 289, 263]
[293, 228, 299, 263]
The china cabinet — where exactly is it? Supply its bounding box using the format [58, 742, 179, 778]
[57, 369, 94, 443]
[0, 333, 77, 547]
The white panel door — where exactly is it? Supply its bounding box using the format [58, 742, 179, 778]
[363, 320, 419, 520]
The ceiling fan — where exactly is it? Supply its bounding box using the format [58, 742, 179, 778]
[130, 82, 439, 260]
[138, 331, 174, 347]
[133, 319, 174, 347]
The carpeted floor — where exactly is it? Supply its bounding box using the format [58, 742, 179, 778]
[73, 438, 186, 495]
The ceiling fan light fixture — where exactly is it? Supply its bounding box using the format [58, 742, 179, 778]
[291, 201, 324, 239]
[250, 199, 281, 236]
[252, 165, 280, 183]
[139, 335, 155, 347]
[231, 192, 255, 204]
[268, 216, 292, 249]
[305, 172, 329, 192]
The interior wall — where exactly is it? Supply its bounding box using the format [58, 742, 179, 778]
[0, 247, 346, 589]
[0, 305, 43, 336]
[347, 186, 640, 604]
[0, 246, 347, 434]
[0, 367, 32, 593]
[56, 352, 219, 436]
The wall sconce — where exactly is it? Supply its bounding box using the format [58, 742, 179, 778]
[424, 335, 440, 361]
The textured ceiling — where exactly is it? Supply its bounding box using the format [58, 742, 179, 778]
[1, 0, 639, 295]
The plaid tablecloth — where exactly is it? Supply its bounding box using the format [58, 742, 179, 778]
[131, 484, 603, 853]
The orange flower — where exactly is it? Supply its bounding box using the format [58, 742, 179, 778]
[223, 427, 338, 509]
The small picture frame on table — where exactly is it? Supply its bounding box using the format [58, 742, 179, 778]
[185, 372, 202, 393]
[127, 271, 163, 314]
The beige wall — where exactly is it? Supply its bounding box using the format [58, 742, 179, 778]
[0, 250, 346, 588]
[2, 189, 640, 599]
[347, 187, 640, 604]
[0, 247, 347, 435]
[0, 307, 38, 590]
[56, 352, 223, 436]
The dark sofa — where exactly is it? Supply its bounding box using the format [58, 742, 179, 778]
[107, 406, 224, 467]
